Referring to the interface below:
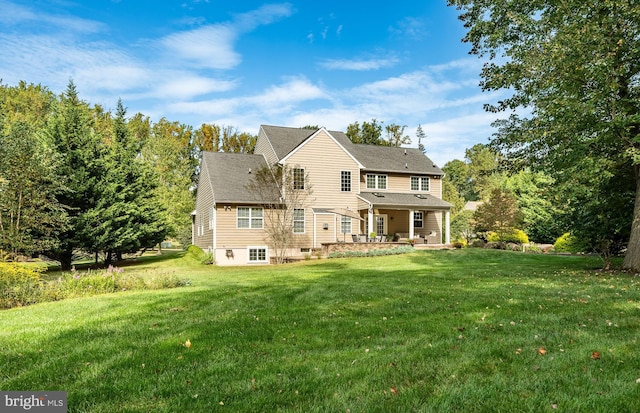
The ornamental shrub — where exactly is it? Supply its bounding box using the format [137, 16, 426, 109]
[553, 232, 586, 253]
[487, 229, 529, 244]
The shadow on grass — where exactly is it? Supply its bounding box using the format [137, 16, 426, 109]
[2, 250, 639, 412]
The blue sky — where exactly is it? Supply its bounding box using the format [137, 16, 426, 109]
[0, 0, 505, 166]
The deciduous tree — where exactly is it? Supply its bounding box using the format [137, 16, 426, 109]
[448, 0, 640, 270]
[245, 165, 313, 264]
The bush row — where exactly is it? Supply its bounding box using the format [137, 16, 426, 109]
[328, 246, 414, 259]
[0, 262, 190, 310]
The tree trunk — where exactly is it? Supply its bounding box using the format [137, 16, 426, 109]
[623, 166, 640, 273]
[59, 249, 73, 271]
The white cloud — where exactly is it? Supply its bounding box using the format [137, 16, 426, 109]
[0, 0, 106, 33]
[160, 25, 241, 70]
[319, 57, 399, 71]
[388, 17, 427, 40]
[159, 3, 293, 70]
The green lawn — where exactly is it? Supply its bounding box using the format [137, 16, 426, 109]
[1, 249, 639, 412]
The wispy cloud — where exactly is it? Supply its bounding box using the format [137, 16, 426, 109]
[160, 25, 241, 70]
[319, 56, 399, 71]
[159, 3, 293, 70]
[0, 0, 106, 33]
[388, 17, 427, 40]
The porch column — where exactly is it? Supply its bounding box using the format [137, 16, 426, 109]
[409, 209, 415, 239]
[368, 207, 374, 236]
[445, 210, 451, 244]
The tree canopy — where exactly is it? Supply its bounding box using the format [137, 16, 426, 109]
[448, 0, 640, 268]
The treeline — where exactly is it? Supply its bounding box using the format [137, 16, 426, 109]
[0, 80, 256, 269]
[441, 142, 633, 267]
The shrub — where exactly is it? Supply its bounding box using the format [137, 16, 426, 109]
[554, 232, 586, 253]
[328, 246, 413, 259]
[1, 264, 190, 309]
[487, 229, 529, 245]
[470, 239, 486, 248]
[452, 240, 466, 249]
[186, 245, 213, 264]
[0, 263, 47, 309]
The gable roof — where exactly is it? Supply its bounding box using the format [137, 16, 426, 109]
[279, 127, 364, 168]
[200, 151, 271, 204]
[260, 125, 316, 161]
[260, 124, 444, 175]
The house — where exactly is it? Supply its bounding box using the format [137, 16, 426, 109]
[192, 125, 452, 265]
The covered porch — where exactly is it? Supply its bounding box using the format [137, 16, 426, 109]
[357, 192, 452, 245]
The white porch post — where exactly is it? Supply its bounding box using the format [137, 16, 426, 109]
[409, 209, 415, 239]
[445, 210, 451, 245]
[368, 207, 374, 236]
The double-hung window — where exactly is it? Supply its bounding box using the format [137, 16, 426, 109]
[366, 174, 387, 190]
[237, 207, 263, 229]
[411, 176, 430, 191]
[341, 171, 351, 192]
[413, 211, 424, 228]
[340, 216, 352, 234]
[293, 167, 305, 190]
[293, 208, 305, 233]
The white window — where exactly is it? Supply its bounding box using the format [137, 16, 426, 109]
[208, 207, 215, 230]
[237, 207, 263, 229]
[366, 174, 387, 190]
[414, 211, 424, 228]
[341, 171, 351, 192]
[293, 167, 305, 190]
[248, 247, 268, 263]
[411, 176, 430, 191]
[293, 208, 305, 233]
[340, 216, 352, 234]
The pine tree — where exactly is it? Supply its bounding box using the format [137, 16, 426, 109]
[45, 80, 102, 270]
[84, 100, 168, 264]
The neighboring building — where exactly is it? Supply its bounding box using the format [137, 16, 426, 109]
[193, 125, 452, 265]
[463, 201, 483, 212]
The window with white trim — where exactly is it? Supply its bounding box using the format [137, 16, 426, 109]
[237, 207, 263, 229]
[340, 216, 352, 234]
[293, 208, 305, 233]
[414, 211, 424, 228]
[248, 247, 267, 263]
[293, 167, 305, 190]
[366, 174, 387, 190]
[208, 207, 215, 230]
[411, 176, 430, 191]
[341, 171, 351, 192]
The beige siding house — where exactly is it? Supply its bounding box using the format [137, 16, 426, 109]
[193, 125, 452, 265]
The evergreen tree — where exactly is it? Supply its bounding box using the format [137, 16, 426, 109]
[45, 80, 102, 270]
[83, 100, 168, 264]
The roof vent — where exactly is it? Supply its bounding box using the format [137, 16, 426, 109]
[415, 194, 426, 199]
[248, 168, 252, 174]
[372, 192, 384, 198]
[404, 149, 407, 155]
[405, 163, 408, 168]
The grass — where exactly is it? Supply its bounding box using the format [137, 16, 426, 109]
[1, 249, 639, 412]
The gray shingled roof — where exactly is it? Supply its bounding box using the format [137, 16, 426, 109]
[260, 125, 444, 175]
[201, 152, 273, 203]
[358, 192, 452, 210]
[260, 125, 316, 160]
